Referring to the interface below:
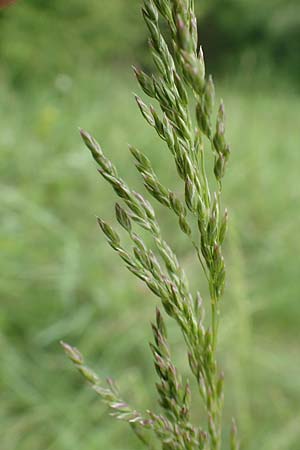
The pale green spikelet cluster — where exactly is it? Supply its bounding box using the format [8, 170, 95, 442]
[61, 342, 150, 427]
[62, 1, 239, 449]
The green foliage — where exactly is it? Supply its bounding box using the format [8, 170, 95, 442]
[199, 0, 300, 81]
[0, 0, 144, 86]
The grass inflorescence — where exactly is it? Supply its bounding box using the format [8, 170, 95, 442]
[63, 1, 238, 449]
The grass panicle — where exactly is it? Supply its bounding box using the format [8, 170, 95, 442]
[63, 1, 237, 449]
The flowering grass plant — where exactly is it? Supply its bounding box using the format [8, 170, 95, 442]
[62, 1, 239, 449]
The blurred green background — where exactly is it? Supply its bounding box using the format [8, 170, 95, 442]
[1, 1, 299, 450]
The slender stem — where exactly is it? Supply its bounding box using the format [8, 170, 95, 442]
[193, 240, 209, 281]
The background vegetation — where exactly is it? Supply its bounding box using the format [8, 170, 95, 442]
[1, 1, 299, 450]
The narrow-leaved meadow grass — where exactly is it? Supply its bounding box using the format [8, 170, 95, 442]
[62, 1, 239, 449]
